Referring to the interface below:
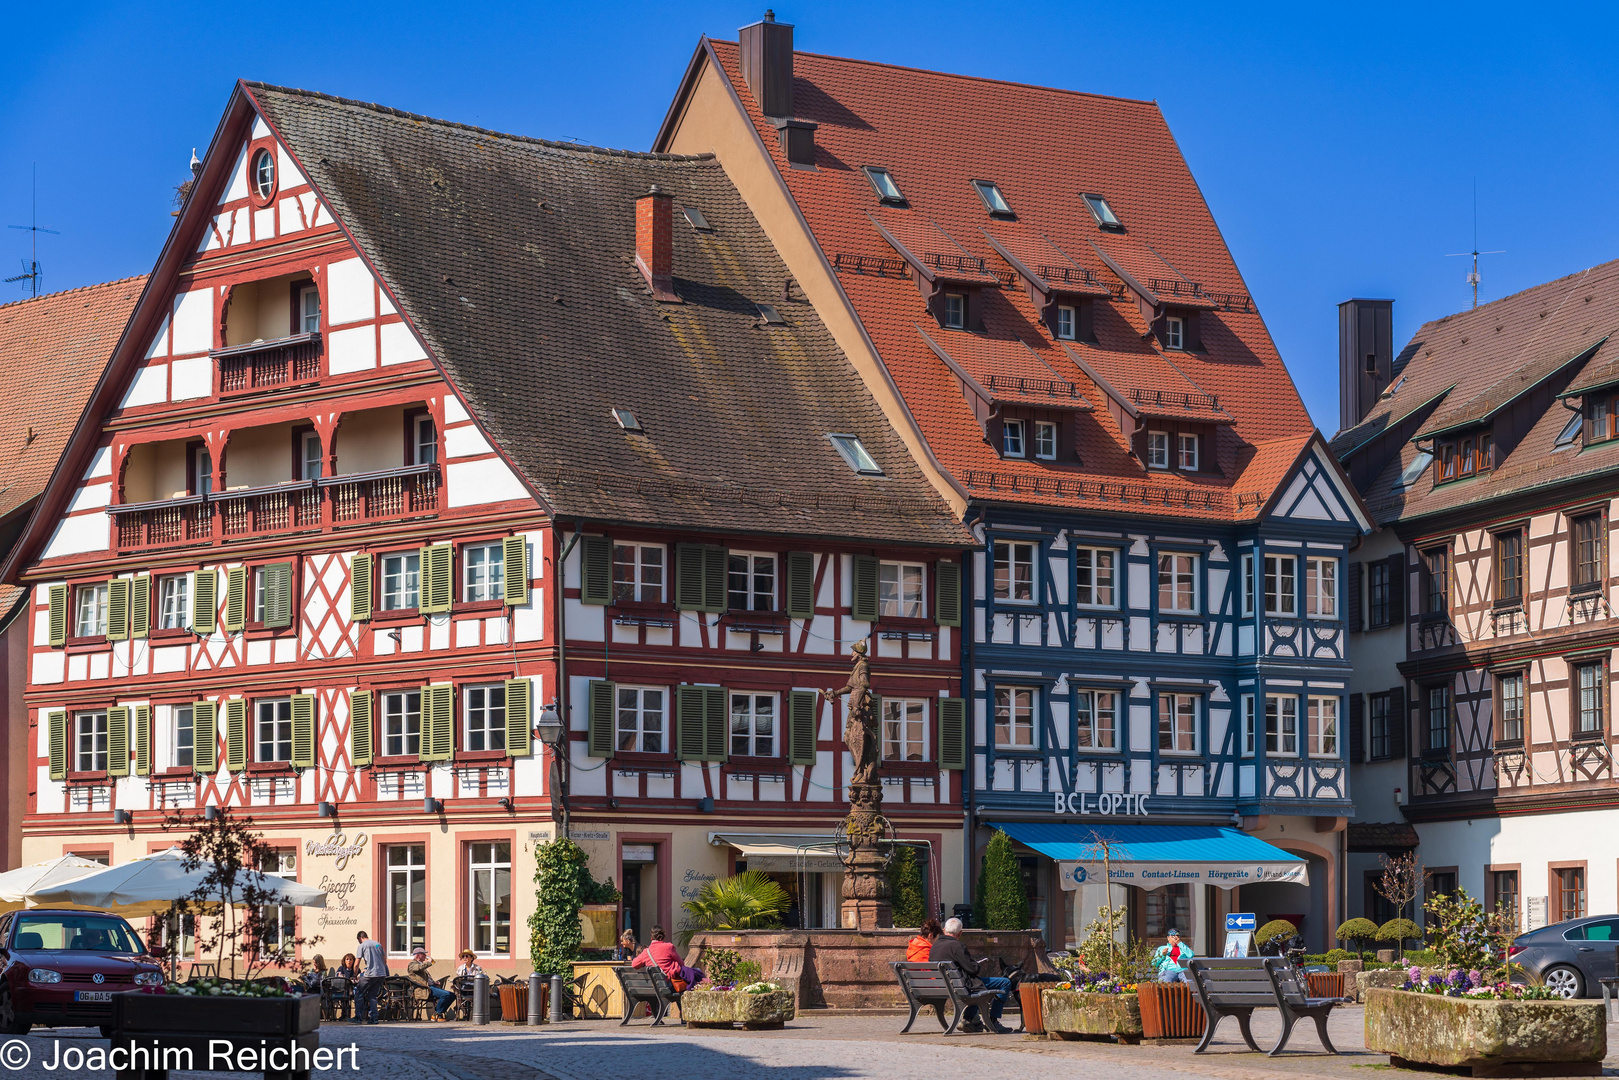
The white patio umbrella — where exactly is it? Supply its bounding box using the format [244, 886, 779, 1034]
[0, 855, 109, 912]
[28, 847, 327, 916]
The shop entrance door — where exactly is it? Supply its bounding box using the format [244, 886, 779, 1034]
[621, 843, 658, 948]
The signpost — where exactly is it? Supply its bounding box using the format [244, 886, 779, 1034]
[1224, 912, 1256, 957]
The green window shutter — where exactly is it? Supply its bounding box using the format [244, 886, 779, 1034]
[191, 571, 217, 634]
[291, 693, 316, 768]
[224, 566, 247, 632]
[107, 706, 130, 777]
[47, 711, 67, 780]
[675, 544, 705, 610]
[131, 574, 151, 639]
[935, 559, 962, 627]
[851, 555, 880, 622]
[349, 690, 373, 767]
[580, 536, 612, 605]
[870, 694, 884, 751]
[502, 537, 529, 605]
[420, 683, 453, 761]
[702, 546, 727, 612]
[350, 554, 372, 622]
[106, 579, 130, 642]
[938, 697, 967, 770]
[224, 699, 247, 772]
[704, 686, 728, 762]
[786, 552, 816, 619]
[263, 563, 293, 629]
[47, 585, 68, 647]
[588, 680, 616, 758]
[421, 545, 452, 613]
[192, 701, 217, 774]
[788, 690, 818, 765]
[504, 678, 532, 757]
[676, 686, 706, 761]
[134, 706, 151, 777]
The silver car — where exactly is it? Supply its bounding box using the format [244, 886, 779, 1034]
[1508, 915, 1619, 998]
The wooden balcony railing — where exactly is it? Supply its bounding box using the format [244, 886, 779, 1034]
[213, 332, 322, 394]
[322, 464, 440, 524]
[215, 481, 322, 537]
[112, 495, 210, 551]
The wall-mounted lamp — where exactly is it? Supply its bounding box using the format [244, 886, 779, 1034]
[696, 797, 715, 814]
[424, 797, 444, 814]
[497, 797, 514, 812]
[112, 809, 132, 826]
[318, 802, 337, 818]
[534, 701, 564, 747]
[204, 806, 220, 822]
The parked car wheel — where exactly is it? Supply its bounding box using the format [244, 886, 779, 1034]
[1541, 965, 1584, 999]
[0, 986, 29, 1036]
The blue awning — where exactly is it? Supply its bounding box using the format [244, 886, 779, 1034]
[999, 822, 1309, 892]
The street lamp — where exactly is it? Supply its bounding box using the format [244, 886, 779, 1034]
[535, 700, 568, 836]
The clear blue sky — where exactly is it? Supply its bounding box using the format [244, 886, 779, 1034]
[7, 1, 1616, 433]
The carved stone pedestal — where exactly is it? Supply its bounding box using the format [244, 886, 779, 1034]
[839, 781, 892, 931]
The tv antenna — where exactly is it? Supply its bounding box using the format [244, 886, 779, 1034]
[1445, 179, 1502, 310]
[7, 165, 59, 298]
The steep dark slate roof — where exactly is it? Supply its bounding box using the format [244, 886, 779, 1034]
[247, 84, 968, 547]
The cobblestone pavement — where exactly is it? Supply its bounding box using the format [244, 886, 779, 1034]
[4, 1006, 1617, 1080]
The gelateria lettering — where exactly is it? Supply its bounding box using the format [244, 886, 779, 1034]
[305, 833, 369, 870]
[1052, 792, 1149, 816]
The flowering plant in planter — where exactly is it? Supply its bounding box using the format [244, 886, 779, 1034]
[740, 981, 781, 995]
[1069, 971, 1137, 994]
[1401, 967, 1559, 1000]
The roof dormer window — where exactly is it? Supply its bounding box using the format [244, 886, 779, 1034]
[829, 434, 883, 476]
[943, 293, 966, 329]
[1083, 193, 1122, 230]
[863, 166, 906, 205]
[1165, 316, 1185, 350]
[971, 180, 1014, 218]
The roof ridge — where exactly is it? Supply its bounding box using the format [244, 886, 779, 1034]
[1418, 258, 1617, 331]
[0, 274, 146, 312]
[243, 82, 716, 163]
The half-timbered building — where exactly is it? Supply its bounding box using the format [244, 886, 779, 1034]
[656, 14, 1371, 952]
[0, 82, 972, 968]
[1336, 265, 1619, 966]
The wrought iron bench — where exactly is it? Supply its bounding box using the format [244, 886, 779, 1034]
[613, 965, 684, 1026]
[890, 961, 1002, 1035]
[1186, 957, 1339, 1055]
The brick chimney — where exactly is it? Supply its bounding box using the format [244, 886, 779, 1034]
[635, 185, 679, 302]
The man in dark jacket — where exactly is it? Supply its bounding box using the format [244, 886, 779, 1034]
[928, 917, 1013, 1033]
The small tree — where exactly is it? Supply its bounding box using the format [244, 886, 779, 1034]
[1335, 917, 1381, 959]
[1374, 850, 1427, 922]
[887, 846, 926, 928]
[529, 838, 618, 977]
[1377, 918, 1423, 959]
[1075, 902, 1126, 976]
[1256, 919, 1298, 951]
[977, 830, 1030, 931]
[1424, 888, 1511, 979]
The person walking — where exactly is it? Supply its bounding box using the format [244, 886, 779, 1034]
[354, 930, 388, 1024]
[407, 947, 457, 1020]
[928, 918, 1013, 1033]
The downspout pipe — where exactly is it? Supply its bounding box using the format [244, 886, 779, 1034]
[553, 521, 585, 835]
[961, 509, 986, 919]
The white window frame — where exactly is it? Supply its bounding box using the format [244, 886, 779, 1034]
[191, 444, 212, 497]
[74, 583, 108, 638]
[386, 843, 427, 956]
[1307, 696, 1340, 758]
[1074, 689, 1117, 751]
[1034, 421, 1057, 460]
[1265, 694, 1299, 756]
[943, 293, 966, 329]
[412, 414, 437, 466]
[879, 561, 926, 619]
[1157, 552, 1198, 613]
[993, 540, 1037, 604]
[463, 683, 507, 753]
[1146, 430, 1170, 469]
[298, 284, 321, 334]
[1177, 433, 1198, 470]
[298, 429, 323, 481]
[380, 552, 420, 611]
[1158, 693, 1199, 754]
[1240, 694, 1256, 757]
[881, 698, 928, 761]
[382, 690, 422, 758]
[255, 697, 293, 763]
[462, 542, 506, 603]
[257, 850, 297, 958]
[1002, 419, 1026, 458]
[1165, 315, 1184, 350]
[252, 565, 269, 625]
[1055, 305, 1076, 340]
[157, 574, 190, 631]
[1264, 554, 1297, 617]
[726, 552, 776, 613]
[252, 150, 275, 199]
[994, 686, 1037, 750]
[1074, 547, 1117, 609]
[616, 686, 667, 754]
[75, 710, 109, 773]
[729, 692, 777, 758]
[1241, 553, 1255, 617]
[173, 705, 194, 771]
[611, 542, 665, 604]
[1306, 557, 1338, 618]
[467, 841, 512, 957]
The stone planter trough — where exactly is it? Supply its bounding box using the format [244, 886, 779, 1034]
[1041, 990, 1143, 1044]
[682, 988, 795, 1030]
[1364, 987, 1606, 1077]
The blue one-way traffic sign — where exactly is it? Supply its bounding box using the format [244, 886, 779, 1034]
[1225, 913, 1257, 932]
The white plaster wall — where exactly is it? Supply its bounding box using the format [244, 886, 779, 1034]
[327, 258, 376, 325]
[171, 289, 213, 355]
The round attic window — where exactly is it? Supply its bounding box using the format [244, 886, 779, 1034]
[252, 149, 276, 200]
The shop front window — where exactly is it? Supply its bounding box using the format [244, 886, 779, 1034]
[1143, 883, 1190, 942]
[387, 844, 427, 955]
[468, 842, 511, 956]
[258, 850, 297, 957]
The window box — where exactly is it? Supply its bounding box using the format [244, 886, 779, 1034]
[722, 755, 789, 778]
[608, 750, 679, 772]
[245, 761, 296, 776]
[877, 759, 933, 778]
[454, 748, 511, 765]
[452, 598, 505, 616]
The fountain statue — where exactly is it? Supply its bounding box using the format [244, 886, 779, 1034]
[822, 640, 893, 930]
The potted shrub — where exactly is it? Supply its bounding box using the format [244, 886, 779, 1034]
[1042, 968, 1144, 1043]
[1040, 906, 1189, 1043]
[1254, 919, 1297, 952]
[679, 871, 790, 946]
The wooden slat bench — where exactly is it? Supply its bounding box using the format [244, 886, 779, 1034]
[890, 961, 1001, 1035]
[1186, 957, 1340, 1056]
[613, 966, 684, 1027]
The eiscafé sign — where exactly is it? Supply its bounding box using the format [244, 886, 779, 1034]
[1053, 792, 1149, 816]
[306, 833, 369, 871]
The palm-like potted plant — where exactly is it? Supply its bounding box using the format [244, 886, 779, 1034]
[681, 873, 795, 1029]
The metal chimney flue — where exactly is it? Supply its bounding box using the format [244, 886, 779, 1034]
[1338, 298, 1394, 431]
[739, 10, 795, 119]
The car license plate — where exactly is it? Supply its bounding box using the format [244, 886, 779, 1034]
[74, 991, 112, 1002]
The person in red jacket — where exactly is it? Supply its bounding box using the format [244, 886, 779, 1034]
[630, 925, 705, 989]
[906, 918, 943, 962]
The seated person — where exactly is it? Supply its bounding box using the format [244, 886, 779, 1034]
[455, 950, 485, 978]
[928, 918, 1013, 1034]
[630, 925, 704, 990]
[335, 953, 358, 980]
[1152, 928, 1195, 983]
[406, 948, 457, 1020]
[614, 930, 638, 963]
[302, 954, 329, 990]
[906, 918, 942, 962]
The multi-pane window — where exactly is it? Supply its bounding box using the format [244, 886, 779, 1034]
[75, 710, 108, 773]
[174, 705, 194, 770]
[1034, 421, 1057, 460]
[1426, 684, 1451, 752]
[1145, 884, 1191, 939]
[1265, 695, 1298, 756]
[612, 544, 665, 604]
[616, 687, 665, 754]
[943, 293, 966, 329]
[387, 844, 427, 955]
[1158, 693, 1197, 753]
[1241, 553, 1255, 616]
[1177, 433, 1198, 470]
[412, 415, 437, 466]
[1146, 430, 1170, 469]
[1306, 557, 1337, 617]
[468, 842, 512, 956]
[1074, 690, 1116, 750]
[993, 541, 1036, 602]
[1074, 547, 1116, 607]
[1002, 420, 1025, 457]
[1241, 694, 1256, 756]
[1555, 866, 1586, 922]
[1264, 555, 1297, 616]
[881, 699, 927, 761]
[463, 684, 506, 752]
[1368, 560, 1391, 627]
[1424, 548, 1449, 614]
[729, 693, 776, 757]
[879, 562, 925, 619]
[256, 698, 292, 762]
[298, 430, 322, 481]
[382, 690, 422, 758]
[298, 284, 321, 334]
[1157, 552, 1197, 613]
[1307, 696, 1339, 757]
[1055, 305, 1075, 340]
[252, 150, 275, 198]
[727, 553, 775, 612]
[994, 687, 1036, 749]
[380, 552, 420, 610]
[157, 574, 189, 631]
[1368, 693, 1391, 760]
[251, 566, 270, 625]
[257, 850, 297, 956]
[191, 445, 212, 497]
[462, 542, 505, 602]
[74, 583, 108, 638]
[1574, 663, 1604, 736]
[1490, 870, 1520, 929]
[1164, 316, 1184, 350]
[1495, 531, 1523, 604]
[1574, 514, 1603, 590]
[1437, 441, 1457, 481]
[1498, 672, 1525, 744]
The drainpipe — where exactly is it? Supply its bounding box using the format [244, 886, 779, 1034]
[553, 521, 584, 836]
[961, 511, 986, 918]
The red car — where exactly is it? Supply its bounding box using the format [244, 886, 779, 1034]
[0, 908, 164, 1036]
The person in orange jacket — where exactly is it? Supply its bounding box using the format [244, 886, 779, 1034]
[906, 918, 943, 962]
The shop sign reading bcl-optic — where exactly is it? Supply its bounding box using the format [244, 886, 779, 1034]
[1053, 792, 1150, 816]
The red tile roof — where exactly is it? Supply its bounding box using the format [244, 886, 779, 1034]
[699, 41, 1316, 521]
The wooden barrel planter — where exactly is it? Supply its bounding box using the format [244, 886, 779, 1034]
[1307, 972, 1346, 999]
[1136, 980, 1207, 1039]
[1018, 984, 1045, 1035]
[497, 982, 545, 1023]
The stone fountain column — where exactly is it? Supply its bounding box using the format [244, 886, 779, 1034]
[822, 641, 894, 931]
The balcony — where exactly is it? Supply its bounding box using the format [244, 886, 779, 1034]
[113, 495, 210, 551]
[213, 333, 322, 395]
[217, 480, 322, 537]
[324, 465, 440, 525]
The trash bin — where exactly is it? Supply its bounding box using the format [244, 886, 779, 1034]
[498, 983, 529, 1024]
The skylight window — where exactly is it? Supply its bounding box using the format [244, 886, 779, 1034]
[1083, 193, 1122, 230]
[612, 407, 643, 433]
[1394, 449, 1433, 490]
[829, 434, 883, 476]
[971, 180, 1013, 217]
[757, 303, 785, 325]
[1555, 412, 1583, 449]
[863, 167, 906, 205]
[682, 206, 712, 231]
